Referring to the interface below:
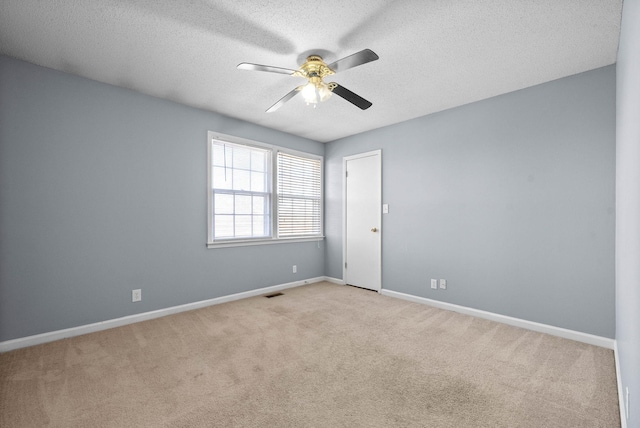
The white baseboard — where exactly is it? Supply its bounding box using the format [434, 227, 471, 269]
[0, 276, 328, 353]
[380, 289, 615, 350]
[615, 341, 628, 428]
[1, 278, 615, 354]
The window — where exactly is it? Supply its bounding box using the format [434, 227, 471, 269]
[207, 132, 323, 247]
[210, 140, 271, 240]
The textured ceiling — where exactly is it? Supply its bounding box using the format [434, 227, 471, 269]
[0, 0, 623, 142]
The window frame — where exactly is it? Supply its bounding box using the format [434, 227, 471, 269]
[207, 131, 324, 248]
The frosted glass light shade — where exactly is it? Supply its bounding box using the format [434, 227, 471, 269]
[301, 81, 332, 104]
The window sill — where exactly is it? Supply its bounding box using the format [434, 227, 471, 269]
[207, 236, 324, 249]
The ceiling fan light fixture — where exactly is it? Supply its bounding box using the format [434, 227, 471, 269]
[301, 80, 333, 105]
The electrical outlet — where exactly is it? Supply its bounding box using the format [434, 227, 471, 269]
[292, 265, 297, 273]
[132, 289, 141, 302]
[431, 279, 438, 289]
[439, 279, 447, 289]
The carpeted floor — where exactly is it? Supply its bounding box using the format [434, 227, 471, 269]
[0, 282, 620, 427]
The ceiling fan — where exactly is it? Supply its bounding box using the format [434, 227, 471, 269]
[237, 49, 379, 113]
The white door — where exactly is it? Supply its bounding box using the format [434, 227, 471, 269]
[344, 150, 381, 291]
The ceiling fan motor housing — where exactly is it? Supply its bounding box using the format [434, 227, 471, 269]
[295, 55, 335, 80]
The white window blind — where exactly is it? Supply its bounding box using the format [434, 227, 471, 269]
[277, 152, 322, 238]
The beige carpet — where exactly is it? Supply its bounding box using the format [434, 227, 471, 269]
[0, 282, 620, 427]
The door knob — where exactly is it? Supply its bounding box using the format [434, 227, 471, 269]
[371, 227, 378, 232]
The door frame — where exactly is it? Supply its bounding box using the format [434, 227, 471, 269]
[342, 149, 382, 292]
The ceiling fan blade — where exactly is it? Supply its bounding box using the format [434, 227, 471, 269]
[330, 83, 372, 110]
[266, 86, 303, 113]
[327, 49, 379, 73]
[237, 63, 296, 75]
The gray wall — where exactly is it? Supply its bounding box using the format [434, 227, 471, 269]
[616, 0, 640, 424]
[326, 65, 616, 338]
[0, 54, 618, 344]
[0, 56, 325, 342]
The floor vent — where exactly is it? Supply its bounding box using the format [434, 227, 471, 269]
[264, 292, 284, 298]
